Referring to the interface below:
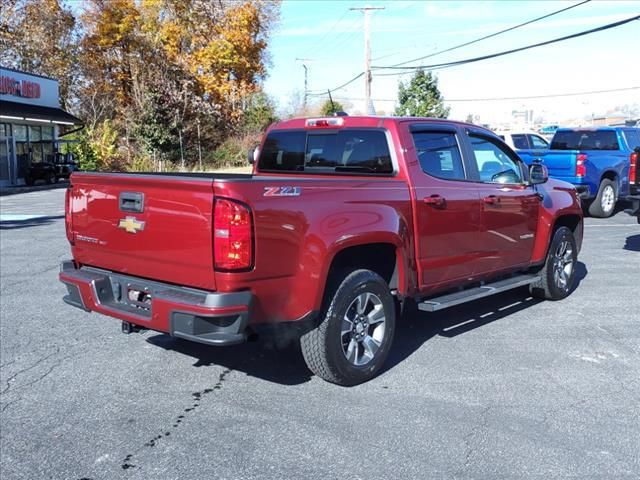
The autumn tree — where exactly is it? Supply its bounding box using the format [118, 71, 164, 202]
[0, 0, 78, 107]
[395, 69, 450, 118]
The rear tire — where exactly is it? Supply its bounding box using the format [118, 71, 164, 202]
[530, 226, 577, 300]
[300, 269, 396, 386]
[588, 179, 616, 218]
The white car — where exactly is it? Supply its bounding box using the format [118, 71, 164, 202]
[495, 131, 550, 151]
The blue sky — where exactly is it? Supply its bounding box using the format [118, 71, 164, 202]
[264, 0, 640, 124]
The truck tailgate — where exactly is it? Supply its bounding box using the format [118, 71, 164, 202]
[68, 173, 217, 290]
[539, 150, 576, 175]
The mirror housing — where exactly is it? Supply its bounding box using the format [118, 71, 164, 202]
[529, 163, 549, 185]
[248, 145, 259, 165]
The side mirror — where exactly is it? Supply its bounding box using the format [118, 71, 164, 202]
[248, 145, 259, 165]
[529, 163, 548, 185]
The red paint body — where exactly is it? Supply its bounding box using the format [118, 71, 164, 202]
[62, 117, 583, 335]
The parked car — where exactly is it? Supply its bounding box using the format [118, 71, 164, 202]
[59, 116, 583, 385]
[496, 131, 550, 164]
[625, 146, 640, 223]
[518, 127, 640, 218]
[25, 152, 78, 185]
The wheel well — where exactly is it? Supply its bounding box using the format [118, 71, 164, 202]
[553, 214, 581, 234]
[601, 170, 617, 184]
[326, 243, 399, 290]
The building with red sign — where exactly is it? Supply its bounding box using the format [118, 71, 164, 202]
[0, 66, 83, 187]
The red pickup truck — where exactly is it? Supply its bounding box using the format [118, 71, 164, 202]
[60, 116, 583, 385]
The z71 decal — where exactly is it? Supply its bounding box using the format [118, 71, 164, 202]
[263, 186, 301, 197]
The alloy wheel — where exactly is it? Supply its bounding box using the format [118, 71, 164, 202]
[341, 292, 386, 366]
[553, 240, 574, 291]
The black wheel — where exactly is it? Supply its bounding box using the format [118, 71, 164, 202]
[300, 269, 396, 386]
[45, 172, 56, 184]
[530, 226, 578, 300]
[588, 178, 616, 218]
[25, 176, 34, 186]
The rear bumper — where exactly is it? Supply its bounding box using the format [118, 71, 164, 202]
[574, 184, 591, 200]
[59, 261, 252, 346]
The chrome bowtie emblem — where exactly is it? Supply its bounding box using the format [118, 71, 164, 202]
[118, 216, 145, 234]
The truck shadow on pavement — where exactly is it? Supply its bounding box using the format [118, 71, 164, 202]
[623, 234, 640, 252]
[0, 215, 64, 230]
[147, 262, 588, 386]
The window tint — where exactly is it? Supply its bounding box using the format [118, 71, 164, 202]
[529, 134, 549, 149]
[258, 129, 392, 174]
[259, 131, 306, 171]
[623, 130, 640, 149]
[469, 135, 523, 184]
[411, 131, 465, 180]
[550, 130, 620, 150]
[511, 134, 529, 149]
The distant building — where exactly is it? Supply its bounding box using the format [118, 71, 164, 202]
[0, 66, 82, 187]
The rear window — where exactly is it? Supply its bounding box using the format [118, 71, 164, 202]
[258, 129, 393, 174]
[623, 129, 640, 149]
[550, 130, 620, 151]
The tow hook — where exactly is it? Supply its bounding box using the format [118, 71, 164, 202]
[121, 321, 146, 334]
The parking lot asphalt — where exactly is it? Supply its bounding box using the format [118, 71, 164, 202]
[1, 188, 639, 480]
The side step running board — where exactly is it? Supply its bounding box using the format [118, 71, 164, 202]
[418, 274, 537, 312]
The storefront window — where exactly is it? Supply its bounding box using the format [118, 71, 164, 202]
[14, 125, 27, 142]
[42, 126, 54, 140]
[0, 123, 11, 139]
[29, 125, 43, 163]
[14, 125, 29, 177]
[42, 126, 55, 162]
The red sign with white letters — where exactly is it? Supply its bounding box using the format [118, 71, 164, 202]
[0, 75, 41, 99]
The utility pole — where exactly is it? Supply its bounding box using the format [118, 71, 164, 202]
[350, 6, 384, 114]
[295, 58, 314, 111]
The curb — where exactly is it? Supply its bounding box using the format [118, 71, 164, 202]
[0, 181, 69, 197]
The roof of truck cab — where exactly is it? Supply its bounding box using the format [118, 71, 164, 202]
[269, 116, 494, 135]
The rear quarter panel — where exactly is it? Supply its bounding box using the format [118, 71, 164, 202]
[213, 177, 414, 324]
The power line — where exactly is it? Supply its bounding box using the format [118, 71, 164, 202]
[389, 0, 591, 68]
[299, 9, 351, 59]
[373, 14, 640, 71]
[323, 86, 640, 103]
[444, 86, 640, 102]
[311, 14, 639, 97]
[307, 72, 364, 96]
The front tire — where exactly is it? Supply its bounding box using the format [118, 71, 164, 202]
[300, 269, 396, 386]
[588, 179, 616, 218]
[530, 226, 578, 300]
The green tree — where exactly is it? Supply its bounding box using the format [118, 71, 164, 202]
[242, 92, 277, 134]
[394, 69, 449, 118]
[320, 99, 345, 116]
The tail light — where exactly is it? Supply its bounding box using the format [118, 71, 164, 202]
[576, 153, 587, 178]
[214, 198, 253, 271]
[65, 186, 74, 245]
[630, 151, 638, 184]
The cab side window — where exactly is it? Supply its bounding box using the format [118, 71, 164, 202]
[511, 134, 529, 149]
[469, 135, 523, 184]
[411, 131, 466, 180]
[529, 134, 549, 149]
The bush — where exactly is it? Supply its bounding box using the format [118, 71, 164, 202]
[204, 133, 260, 170]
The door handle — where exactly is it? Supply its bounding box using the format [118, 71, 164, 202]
[483, 195, 500, 205]
[423, 195, 446, 207]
